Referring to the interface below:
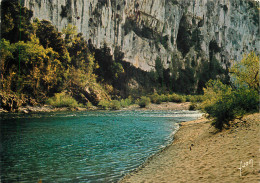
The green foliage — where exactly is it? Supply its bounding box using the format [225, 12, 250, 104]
[175, 67, 196, 94]
[120, 98, 132, 108]
[202, 80, 232, 108]
[1, 0, 33, 43]
[34, 19, 70, 64]
[169, 93, 186, 103]
[185, 95, 192, 102]
[186, 95, 203, 103]
[230, 52, 259, 91]
[187, 95, 203, 110]
[97, 100, 111, 110]
[138, 96, 151, 108]
[201, 79, 259, 130]
[62, 24, 77, 45]
[93, 43, 124, 84]
[0, 36, 63, 100]
[64, 53, 98, 91]
[97, 98, 132, 110]
[150, 93, 162, 104]
[0, 39, 15, 91]
[155, 57, 164, 86]
[192, 95, 203, 103]
[160, 94, 170, 102]
[98, 100, 109, 110]
[189, 102, 198, 110]
[1, 3, 113, 108]
[197, 56, 227, 93]
[46, 92, 79, 108]
[110, 100, 121, 110]
[149, 93, 187, 104]
[86, 102, 93, 109]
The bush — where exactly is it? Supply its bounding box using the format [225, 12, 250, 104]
[120, 98, 132, 108]
[189, 102, 198, 110]
[169, 93, 186, 103]
[98, 100, 110, 110]
[110, 100, 121, 110]
[149, 93, 162, 104]
[86, 102, 93, 109]
[185, 95, 192, 102]
[160, 94, 169, 102]
[46, 92, 79, 108]
[138, 96, 151, 108]
[201, 80, 259, 129]
[186, 95, 203, 103]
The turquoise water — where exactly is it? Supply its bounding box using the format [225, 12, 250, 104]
[0, 110, 202, 182]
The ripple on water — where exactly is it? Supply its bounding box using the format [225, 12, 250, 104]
[0, 110, 202, 182]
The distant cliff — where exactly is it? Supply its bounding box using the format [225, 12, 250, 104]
[23, 0, 259, 92]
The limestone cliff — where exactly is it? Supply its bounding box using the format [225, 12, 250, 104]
[23, 0, 259, 88]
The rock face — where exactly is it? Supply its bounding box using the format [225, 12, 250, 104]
[23, 0, 259, 73]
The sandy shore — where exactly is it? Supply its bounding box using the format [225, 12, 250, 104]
[120, 113, 260, 183]
[125, 102, 191, 111]
[146, 102, 191, 110]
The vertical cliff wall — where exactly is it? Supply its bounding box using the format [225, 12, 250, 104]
[23, 0, 259, 92]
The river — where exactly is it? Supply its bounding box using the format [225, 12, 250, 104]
[0, 110, 202, 182]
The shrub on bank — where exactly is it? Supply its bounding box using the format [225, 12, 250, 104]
[138, 96, 151, 108]
[186, 95, 203, 103]
[149, 93, 162, 104]
[201, 80, 259, 129]
[98, 100, 110, 110]
[110, 100, 121, 110]
[86, 102, 93, 109]
[189, 102, 198, 110]
[201, 52, 259, 129]
[46, 92, 79, 108]
[185, 95, 192, 102]
[160, 94, 169, 102]
[149, 93, 188, 104]
[120, 98, 132, 108]
[169, 93, 186, 103]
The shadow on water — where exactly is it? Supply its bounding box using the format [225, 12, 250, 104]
[0, 110, 202, 182]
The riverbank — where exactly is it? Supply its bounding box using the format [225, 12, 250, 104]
[120, 113, 259, 183]
[0, 102, 192, 113]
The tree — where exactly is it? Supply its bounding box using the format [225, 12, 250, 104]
[201, 52, 260, 130]
[11, 35, 63, 99]
[155, 57, 164, 86]
[34, 19, 70, 65]
[201, 79, 258, 130]
[230, 52, 259, 91]
[94, 43, 124, 84]
[62, 24, 77, 46]
[0, 39, 15, 90]
[1, 0, 33, 43]
[67, 33, 90, 69]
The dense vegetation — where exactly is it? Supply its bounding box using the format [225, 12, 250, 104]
[200, 52, 259, 129]
[0, 1, 124, 110]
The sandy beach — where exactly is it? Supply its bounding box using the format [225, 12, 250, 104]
[120, 113, 260, 183]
